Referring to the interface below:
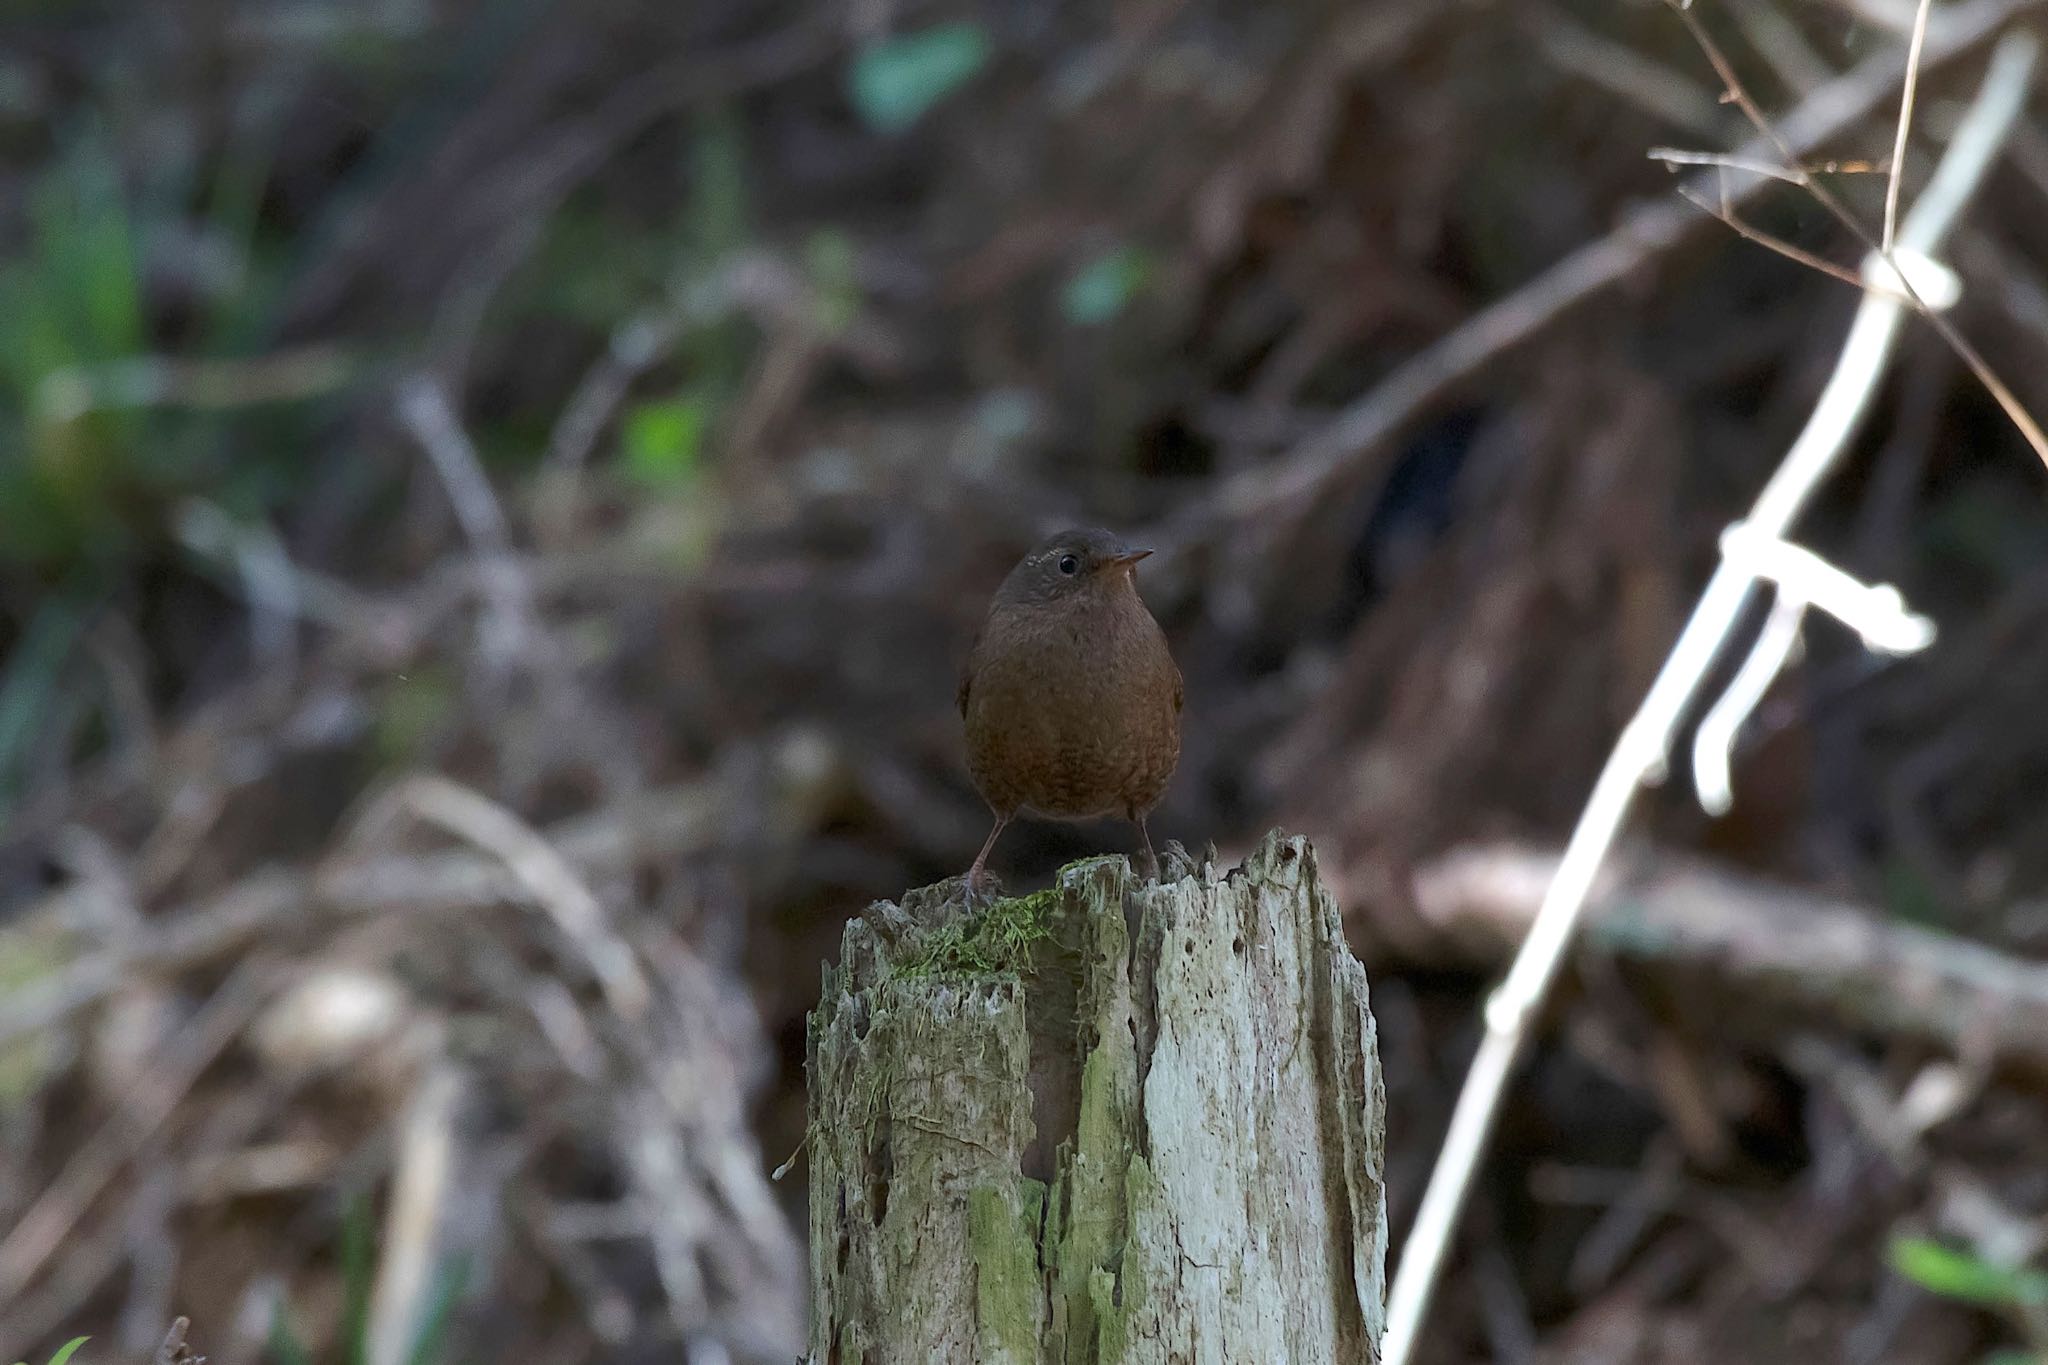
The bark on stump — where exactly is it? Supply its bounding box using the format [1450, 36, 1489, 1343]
[806, 832, 1388, 1363]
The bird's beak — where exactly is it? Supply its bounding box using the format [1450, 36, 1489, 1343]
[1105, 548, 1154, 570]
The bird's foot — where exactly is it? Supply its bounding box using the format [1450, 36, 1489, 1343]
[1157, 839, 1201, 884]
[961, 868, 1005, 908]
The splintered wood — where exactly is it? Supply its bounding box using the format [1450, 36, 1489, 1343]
[806, 833, 1387, 1363]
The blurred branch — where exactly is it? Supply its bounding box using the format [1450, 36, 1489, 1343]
[396, 377, 542, 674]
[1645, 146, 1833, 183]
[151, 1317, 202, 1365]
[1534, 7, 1725, 137]
[286, 16, 834, 334]
[31, 347, 358, 426]
[1728, 0, 1836, 93]
[0, 787, 722, 1050]
[1408, 842, 2048, 1073]
[0, 960, 277, 1312]
[538, 302, 704, 543]
[1192, 0, 2034, 537]
[535, 250, 903, 544]
[173, 499, 376, 635]
[352, 774, 651, 1022]
[366, 1062, 471, 1365]
[171, 503, 304, 681]
[1661, 0, 2048, 467]
[1381, 28, 2040, 1363]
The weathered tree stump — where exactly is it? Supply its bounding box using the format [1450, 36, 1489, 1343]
[807, 832, 1387, 1363]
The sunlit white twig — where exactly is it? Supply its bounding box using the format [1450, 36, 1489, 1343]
[1692, 520, 1938, 816]
[1720, 522, 1938, 653]
[1380, 31, 2038, 1365]
[1691, 593, 1805, 817]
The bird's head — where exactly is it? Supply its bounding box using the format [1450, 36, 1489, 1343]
[994, 527, 1153, 607]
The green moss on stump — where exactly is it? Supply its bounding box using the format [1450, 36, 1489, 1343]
[969, 1182, 1049, 1361]
[894, 885, 1063, 980]
[806, 837, 1389, 1362]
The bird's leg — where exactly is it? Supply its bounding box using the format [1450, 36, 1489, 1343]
[1133, 814, 1159, 884]
[966, 814, 1009, 896]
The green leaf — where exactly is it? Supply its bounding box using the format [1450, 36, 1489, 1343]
[1061, 245, 1155, 326]
[43, 1338, 90, 1365]
[620, 396, 710, 488]
[1891, 1236, 2048, 1308]
[848, 23, 989, 133]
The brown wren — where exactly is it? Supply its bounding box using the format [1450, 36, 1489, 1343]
[958, 528, 1183, 888]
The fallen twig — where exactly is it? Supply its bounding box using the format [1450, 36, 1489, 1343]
[152, 1316, 203, 1365]
[351, 774, 651, 1021]
[396, 377, 540, 674]
[1408, 842, 2048, 1074]
[0, 787, 720, 1049]
[0, 961, 278, 1311]
[365, 1062, 471, 1365]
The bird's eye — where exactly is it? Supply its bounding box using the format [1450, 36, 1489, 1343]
[1057, 554, 1079, 575]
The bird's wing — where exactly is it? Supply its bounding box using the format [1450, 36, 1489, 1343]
[958, 620, 985, 718]
[1173, 660, 1184, 714]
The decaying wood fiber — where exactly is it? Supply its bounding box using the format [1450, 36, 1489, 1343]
[807, 832, 1387, 1363]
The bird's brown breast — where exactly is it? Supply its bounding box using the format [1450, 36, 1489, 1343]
[961, 588, 1181, 820]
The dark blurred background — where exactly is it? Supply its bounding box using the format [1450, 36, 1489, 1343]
[4, 0, 2048, 1360]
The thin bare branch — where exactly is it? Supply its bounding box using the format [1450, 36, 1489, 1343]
[1380, 30, 2042, 1364]
[31, 348, 358, 427]
[1662, 0, 1818, 186]
[1649, 146, 1886, 178]
[1664, 0, 2048, 470]
[1190, 0, 2033, 538]
[1676, 185, 1906, 292]
[1917, 295, 2048, 462]
[1887, 0, 1939, 248]
[1650, 146, 1811, 182]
